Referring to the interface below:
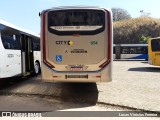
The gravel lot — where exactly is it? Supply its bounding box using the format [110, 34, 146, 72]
[98, 60, 160, 111]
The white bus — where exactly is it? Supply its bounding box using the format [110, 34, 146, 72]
[40, 6, 113, 82]
[0, 19, 41, 78]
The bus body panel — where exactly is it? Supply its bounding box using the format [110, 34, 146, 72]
[148, 38, 160, 66]
[46, 33, 108, 72]
[4, 50, 21, 77]
[47, 33, 106, 65]
[41, 62, 112, 82]
[120, 54, 148, 59]
[0, 37, 6, 78]
[0, 35, 21, 78]
[41, 7, 112, 83]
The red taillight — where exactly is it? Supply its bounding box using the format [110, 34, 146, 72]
[42, 11, 55, 69]
[96, 75, 101, 78]
[53, 76, 58, 78]
[44, 60, 55, 69]
[99, 10, 112, 69]
[72, 34, 80, 37]
[99, 59, 111, 68]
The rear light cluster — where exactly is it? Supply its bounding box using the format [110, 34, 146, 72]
[99, 11, 111, 69]
[99, 59, 111, 68]
[42, 11, 55, 69]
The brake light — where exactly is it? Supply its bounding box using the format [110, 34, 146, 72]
[99, 59, 110, 68]
[96, 75, 101, 78]
[42, 11, 55, 69]
[72, 34, 80, 37]
[99, 10, 111, 69]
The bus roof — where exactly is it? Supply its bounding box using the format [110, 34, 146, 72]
[51, 6, 102, 9]
[151, 37, 160, 40]
[0, 19, 39, 38]
[42, 6, 111, 13]
[113, 44, 148, 46]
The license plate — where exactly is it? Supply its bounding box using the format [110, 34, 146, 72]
[70, 67, 83, 71]
[66, 75, 88, 79]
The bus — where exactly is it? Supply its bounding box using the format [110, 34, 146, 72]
[40, 6, 113, 83]
[0, 19, 41, 78]
[113, 44, 148, 60]
[148, 37, 160, 66]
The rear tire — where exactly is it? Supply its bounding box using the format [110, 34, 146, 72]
[34, 62, 40, 75]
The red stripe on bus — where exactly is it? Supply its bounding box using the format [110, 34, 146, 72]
[99, 10, 112, 68]
[42, 10, 55, 69]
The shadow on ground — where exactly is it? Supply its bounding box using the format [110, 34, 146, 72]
[60, 82, 98, 104]
[0, 76, 32, 90]
[141, 61, 148, 64]
[128, 67, 160, 72]
[0, 75, 99, 111]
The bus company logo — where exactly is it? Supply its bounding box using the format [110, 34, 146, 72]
[56, 41, 74, 45]
[71, 49, 87, 53]
[65, 49, 68, 53]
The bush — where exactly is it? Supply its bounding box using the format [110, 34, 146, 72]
[113, 17, 160, 44]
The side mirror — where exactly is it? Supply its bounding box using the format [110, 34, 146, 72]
[39, 12, 41, 17]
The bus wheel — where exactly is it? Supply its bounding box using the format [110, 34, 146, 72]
[34, 62, 40, 75]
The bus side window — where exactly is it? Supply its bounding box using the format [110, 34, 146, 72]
[1, 36, 11, 49]
[33, 37, 40, 51]
[121, 47, 129, 54]
[129, 47, 135, 54]
[1, 25, 21, 50]
[141, 47, 147, 54]
[113, 46, 115, 54]
[1, 35, 20, 50]
[2, 41, 10, 49]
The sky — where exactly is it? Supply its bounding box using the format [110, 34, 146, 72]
[0, 0, 160, 34]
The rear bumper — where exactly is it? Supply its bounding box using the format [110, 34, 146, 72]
[41, 63, 112, 83]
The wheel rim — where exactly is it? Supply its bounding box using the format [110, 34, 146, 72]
[35, 63, 39, 74]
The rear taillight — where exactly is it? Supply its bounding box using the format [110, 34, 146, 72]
[42, 11, 55, 68]
[99, 59, 111, 68]
[99, 10, 112, 69]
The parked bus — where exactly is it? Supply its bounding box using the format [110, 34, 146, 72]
[0, 19, 41, 78]
[148, 37, 160, 66]
[40, 6, 113, 82]
[113, 44, 148, 60]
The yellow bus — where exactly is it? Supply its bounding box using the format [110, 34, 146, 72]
[148, 37, 160, 66]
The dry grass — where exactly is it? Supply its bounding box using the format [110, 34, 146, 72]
[113, 17, 160, 44]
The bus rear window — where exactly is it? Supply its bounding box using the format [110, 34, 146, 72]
[151, 39, 160, 52]
[48, 10, 105, 35]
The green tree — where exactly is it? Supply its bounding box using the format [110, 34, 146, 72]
[140, 35, 150, 44]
